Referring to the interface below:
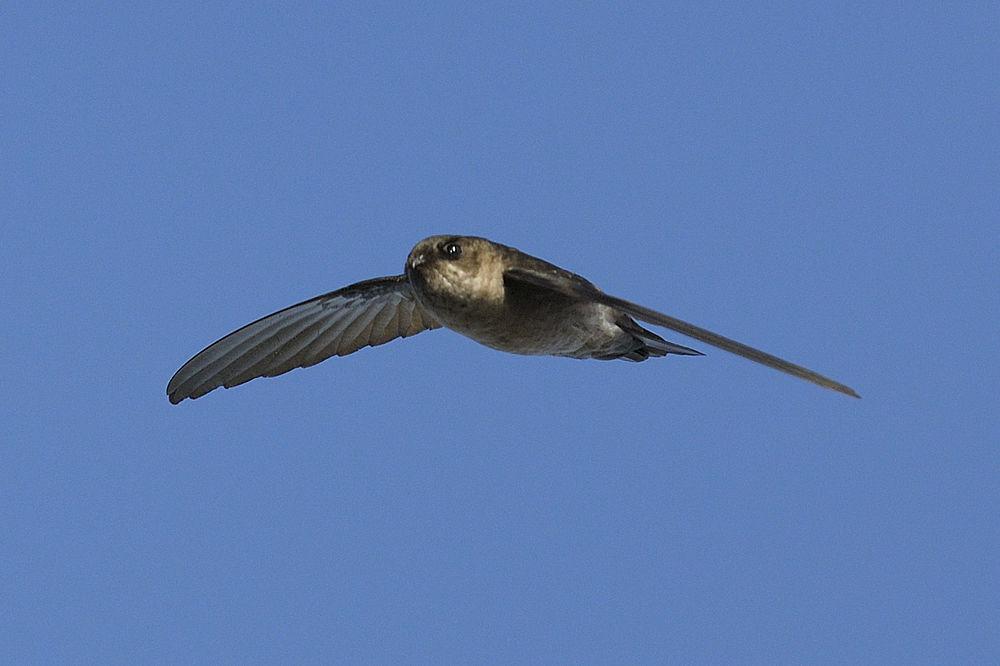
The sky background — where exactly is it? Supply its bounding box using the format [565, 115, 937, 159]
[3, 2, 998, 663]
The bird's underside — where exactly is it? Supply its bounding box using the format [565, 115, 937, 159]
[447, 284, 702, 361]
[167, 235, 859, 403]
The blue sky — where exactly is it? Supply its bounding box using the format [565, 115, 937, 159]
[3, 2, 997, 662]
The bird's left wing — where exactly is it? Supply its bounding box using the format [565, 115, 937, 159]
[167, 275, 440, 403]
[503, 266, 859, 398]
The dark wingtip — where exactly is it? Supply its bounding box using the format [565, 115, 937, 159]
[824, 381, 861, 399]
[166, 382, 188, 404]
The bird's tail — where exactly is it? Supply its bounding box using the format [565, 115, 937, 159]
[617, 317, 703, 362]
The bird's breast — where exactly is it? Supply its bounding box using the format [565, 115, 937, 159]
[441, 297, 626, 358]
[409, 263, 631, 358]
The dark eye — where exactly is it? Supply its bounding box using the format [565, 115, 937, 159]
[440, 242, 462, 259]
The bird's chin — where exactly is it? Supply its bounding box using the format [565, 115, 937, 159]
[406, 263, 453, 309]
[405, 263, 428, 289]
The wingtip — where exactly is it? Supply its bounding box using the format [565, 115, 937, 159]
[166, 380, 190, 404]
[829, 383, 861, 399]
[166, 378, 183, 404]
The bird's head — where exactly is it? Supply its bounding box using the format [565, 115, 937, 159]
[405, 235, 506, 309]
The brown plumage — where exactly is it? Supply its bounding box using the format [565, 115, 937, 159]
[166, 235, 858, 403]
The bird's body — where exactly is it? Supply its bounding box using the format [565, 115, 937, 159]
[438, 293, 652, 360]
[166, 235, 858, 403]
[405, 237, 688, 361]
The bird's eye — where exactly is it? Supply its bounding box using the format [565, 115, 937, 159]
[440, 242, 462, 259]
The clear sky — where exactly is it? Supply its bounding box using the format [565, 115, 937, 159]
[3, 2, 997, 663]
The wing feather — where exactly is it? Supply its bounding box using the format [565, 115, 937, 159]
[167, 275, 440, 403]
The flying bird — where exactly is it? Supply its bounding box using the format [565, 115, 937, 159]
[167, 235, 859, 403]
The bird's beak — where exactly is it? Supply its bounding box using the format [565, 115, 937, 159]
[409, 252, 427, 269]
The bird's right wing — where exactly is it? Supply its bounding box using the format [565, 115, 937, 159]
[167, 275, 440, 403]
[503, 266, 859, 398]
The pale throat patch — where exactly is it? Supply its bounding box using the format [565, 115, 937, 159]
[437, 260, 504, 302]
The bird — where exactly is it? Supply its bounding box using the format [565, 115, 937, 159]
[166, 235, 859, 403]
